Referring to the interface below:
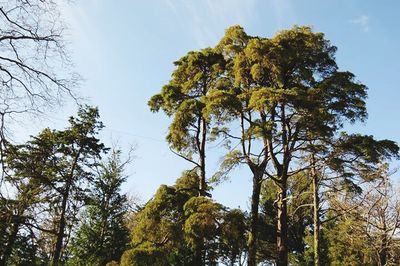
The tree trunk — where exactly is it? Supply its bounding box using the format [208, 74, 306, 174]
[247, 171, 263, 266]
[52, 182, 70, 266]
[199, 117, 207, 197]
[199, 149, 206, 197]
[379, 228, 387, 266]
[52, 148, 81, 265]
[276, 180, 288, 266]
[312, 165, 320, 266]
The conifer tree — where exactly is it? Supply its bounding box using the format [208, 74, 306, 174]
[69, 150, 130, 266]
[2, 106, 106, 265]
[148, 48, 228, 197]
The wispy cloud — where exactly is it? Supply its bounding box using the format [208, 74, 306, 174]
[163, 0, 257, 48]
[56, 0, 113, 95]
[351, 15, 370, 32]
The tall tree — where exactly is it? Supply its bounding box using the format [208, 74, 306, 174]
[4, 106, 106, 265]
[215, 26, 270, 266]
[148, 24, 400, 266]
[217, 26, 371, 266]
[69, 150, 130, 266]
[148, 48, 227, 197]
[325, 167, 400, 266]
[308, 134, 399, 266]
[0, 1, 79, 260]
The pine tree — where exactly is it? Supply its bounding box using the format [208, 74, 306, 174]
[69, 150, 130, 266]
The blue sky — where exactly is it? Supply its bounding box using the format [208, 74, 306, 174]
[41, 0, 400, 208]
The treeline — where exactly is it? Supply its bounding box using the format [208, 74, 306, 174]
[1, 105, 399, 265]
[1, 1, 400, 265]
[0, 107, 130, 265]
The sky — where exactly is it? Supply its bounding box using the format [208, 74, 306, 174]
[30, 0, 400, 209]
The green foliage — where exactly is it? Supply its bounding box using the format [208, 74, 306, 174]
[214, 25, 400, 266]
[216, 25, 249, 58]
[68, 150, 130, 266]
[125, 172, 197, 265]
[148, 47, 232, 196]
[3, 24, 400, 266]
[324, 214, 372, 266]
[6, 233, 47, 266]
[259, 174, 313, 265]
[120, 245, 168, 266]
[183, 196, 222, 264]
[148, 48, 227, 153]
[219, 209, 247, 265]
[124, 171, 248, 266]
[331, 133, 399, 166]
[210, 149, 243, 185]
[1, 106, 107, 265]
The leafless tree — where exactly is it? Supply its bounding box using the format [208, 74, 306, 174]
[328, 167, 400, 266]
[0, 0, 79, 155]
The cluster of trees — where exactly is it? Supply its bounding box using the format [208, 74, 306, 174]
[133, 25, 399, 266]
[0, 106, 131, 265]
[1, 1, 400, 266]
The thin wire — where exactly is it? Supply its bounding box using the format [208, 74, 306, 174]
[43, 114, 165, 142]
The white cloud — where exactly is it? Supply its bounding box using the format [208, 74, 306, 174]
[351, 15, 370, 32]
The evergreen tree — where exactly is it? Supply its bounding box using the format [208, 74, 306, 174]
[1, 106, 106, 266]
[69, 150, 130, 266]
[214, 25, 399, 266]
[148, 48, 229, 197]
[123, 171, 200, 265]
[122, 171, 247, 266]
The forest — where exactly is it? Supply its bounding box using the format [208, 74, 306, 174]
[1, 1, 400, 266]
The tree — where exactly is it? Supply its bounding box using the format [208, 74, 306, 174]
[148, 48, 228, 197]
[3, 106, 106, 265]
[307, 134, 399, 266]
[147, 24, 399, 266]
[0, 0, 78, 159]
[0, 2, 79, 261]
[325, 167, 400, 266]
[69, 149, 130, 266]
[123, 171, 247, 266]
[183, 196, 223, 265]
[214, 26, 270, 266]
[215, 25, 374, 266]
[218, 209, 247, 266]
[124, 172, 199, 265]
